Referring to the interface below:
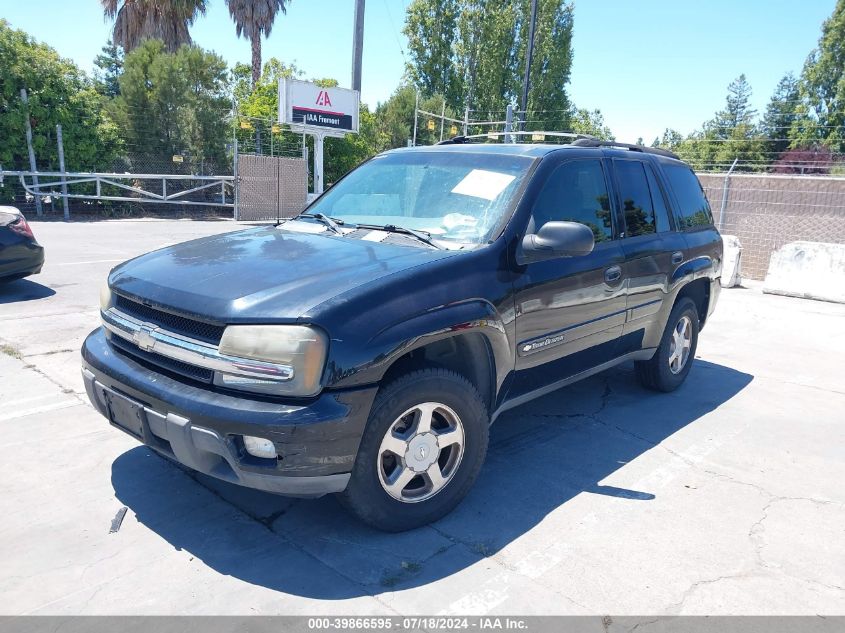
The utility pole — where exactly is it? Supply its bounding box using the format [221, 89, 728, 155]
[233, 139, 239, 220]
[56, 124, 69, 221]
[314, 132, 325, 195]
[519, 0, 539, 132]
[20, 89, 42, 216]
[351, 0, 365, 93]
[412, 90, 419, 146]
[504, 104, 514, 143]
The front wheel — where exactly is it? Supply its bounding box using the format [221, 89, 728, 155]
[635, 297, 700, 392]
[338, 368, 489, 532]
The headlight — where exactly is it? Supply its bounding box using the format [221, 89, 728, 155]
[100, 283, 113, 312]
[214, 325, 328, 397]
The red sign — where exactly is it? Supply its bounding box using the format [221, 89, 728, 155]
[316, 91, 333, 107]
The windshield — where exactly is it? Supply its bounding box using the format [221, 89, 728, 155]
[304, 151, 534, 248]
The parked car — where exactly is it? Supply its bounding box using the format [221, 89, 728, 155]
[82, 139, 722, 531]
[0, 206, 44, 282]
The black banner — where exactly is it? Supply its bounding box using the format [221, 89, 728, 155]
[292, 107, 354, 131]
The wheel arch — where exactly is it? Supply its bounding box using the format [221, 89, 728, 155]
[381, 331, 497, 415]
[359, 300, 511, 416]
[674, 277, 711, 328]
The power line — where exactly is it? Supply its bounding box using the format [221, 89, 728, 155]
[381, 0, 408, 65]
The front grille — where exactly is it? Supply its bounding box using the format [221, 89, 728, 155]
[111, 335, 214, 383]
[115, 294, 225, 344]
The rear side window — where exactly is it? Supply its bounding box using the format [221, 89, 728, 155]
[532, 160, 613, 243]
[614, 160, 671, 237]
[663, 163, 714, 229]
[645, 165, 672, 233]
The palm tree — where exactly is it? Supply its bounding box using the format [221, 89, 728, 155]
[225, 0, 290, 87]
[101, 0, 208, 53]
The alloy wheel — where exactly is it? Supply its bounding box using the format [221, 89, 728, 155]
[668, 315, 692, 374]
[376, 402, 465, 503]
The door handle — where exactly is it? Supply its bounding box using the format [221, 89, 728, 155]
[671, 251, 684, 265]
[604, 265, 622, 283]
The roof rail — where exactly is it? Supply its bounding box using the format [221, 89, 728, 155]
[434, 132, 680, 159]
[436, 131, 598, 145]
[569, 138, 680, 159]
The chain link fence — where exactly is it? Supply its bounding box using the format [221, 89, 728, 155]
[237, 154, 307, 221]
[234, 115, 307, 160]
[1, 108, 310, 219]
[233, 116, 308, 221]
[700, 173, 845, 280]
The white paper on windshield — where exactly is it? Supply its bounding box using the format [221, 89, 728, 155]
[451, 169, 516, 201]
[362, 230, 389, 242]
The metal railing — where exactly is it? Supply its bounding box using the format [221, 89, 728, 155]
[0, 169, 235, 218]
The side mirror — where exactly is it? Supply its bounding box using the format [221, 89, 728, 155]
[518, 221, 595, 264]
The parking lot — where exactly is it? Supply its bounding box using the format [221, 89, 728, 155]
[0, 218, 843, 615]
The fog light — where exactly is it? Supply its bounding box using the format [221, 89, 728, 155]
[243, 435, 277, 459]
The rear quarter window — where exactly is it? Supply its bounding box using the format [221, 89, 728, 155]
[663, 163, 714, 229]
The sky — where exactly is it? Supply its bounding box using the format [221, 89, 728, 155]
[1, 0, 838, 143]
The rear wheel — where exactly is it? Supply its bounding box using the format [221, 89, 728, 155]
[636, 297, 699, 392]
[339, 368, 489, 532]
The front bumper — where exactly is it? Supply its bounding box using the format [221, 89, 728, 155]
[82, 328, 378, 497]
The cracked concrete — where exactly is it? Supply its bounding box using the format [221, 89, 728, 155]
[0, 220, 843, 614]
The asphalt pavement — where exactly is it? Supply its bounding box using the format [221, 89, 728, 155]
[0, 219, 842, 615]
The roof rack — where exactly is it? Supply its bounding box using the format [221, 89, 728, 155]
[436, 132, 680, 160]
[569, 138, 680, 159]
[436, 131, 598, 145]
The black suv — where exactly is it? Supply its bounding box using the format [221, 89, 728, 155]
[82, 139, 722, 531]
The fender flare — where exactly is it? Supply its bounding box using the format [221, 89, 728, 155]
[671, 255, 714, 286]
[327, 299, 513, 396]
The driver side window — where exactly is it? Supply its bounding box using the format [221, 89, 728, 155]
[531, 160, 613, 243]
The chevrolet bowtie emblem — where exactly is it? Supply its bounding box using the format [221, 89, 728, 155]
[134, 325, 156, 352]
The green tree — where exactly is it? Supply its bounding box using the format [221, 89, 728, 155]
[569, 108, 613, 140]
[521, 0, 574, 131]
[404, 0, 574, 127]
[0, 20, 122, 180]
[404, 0, 461, 108]
[418, 93, 460, 143]
[653, 128, 684, 150]
[791, 0, 845, 152]
[456, 1, 520, 114]
[761, 72, 800, 156]
[713, 74, 757, 134]
[232, 57, 303, 154]
[114, 40, 230, 172]
[673, 126, 767, 173]
[367, 83, 458, 150]
[674, 75, 767, 172]
[324, 106, 381, 184]
[225, 0, 290, 87]
[101, 0, 208, 52]
[94, 40, 124, 98]
[373, 84, 418, 149]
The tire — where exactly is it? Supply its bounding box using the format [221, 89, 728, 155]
[338, 368, 489, 532]
[635, 297, 700, 392]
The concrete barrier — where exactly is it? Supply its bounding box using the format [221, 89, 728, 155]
[763, 241, 845, 304]
[720, 235, 743, 288]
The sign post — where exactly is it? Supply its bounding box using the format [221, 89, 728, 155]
[279, 79, 360, 196]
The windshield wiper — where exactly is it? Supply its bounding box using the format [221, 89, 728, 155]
[297, 212, 344, 235]
[357, 223, 442, 250]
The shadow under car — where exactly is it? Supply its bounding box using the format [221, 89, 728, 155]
[110, 359, 753, 598]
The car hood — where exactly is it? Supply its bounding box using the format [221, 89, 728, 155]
[109, 226, 458, 322]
